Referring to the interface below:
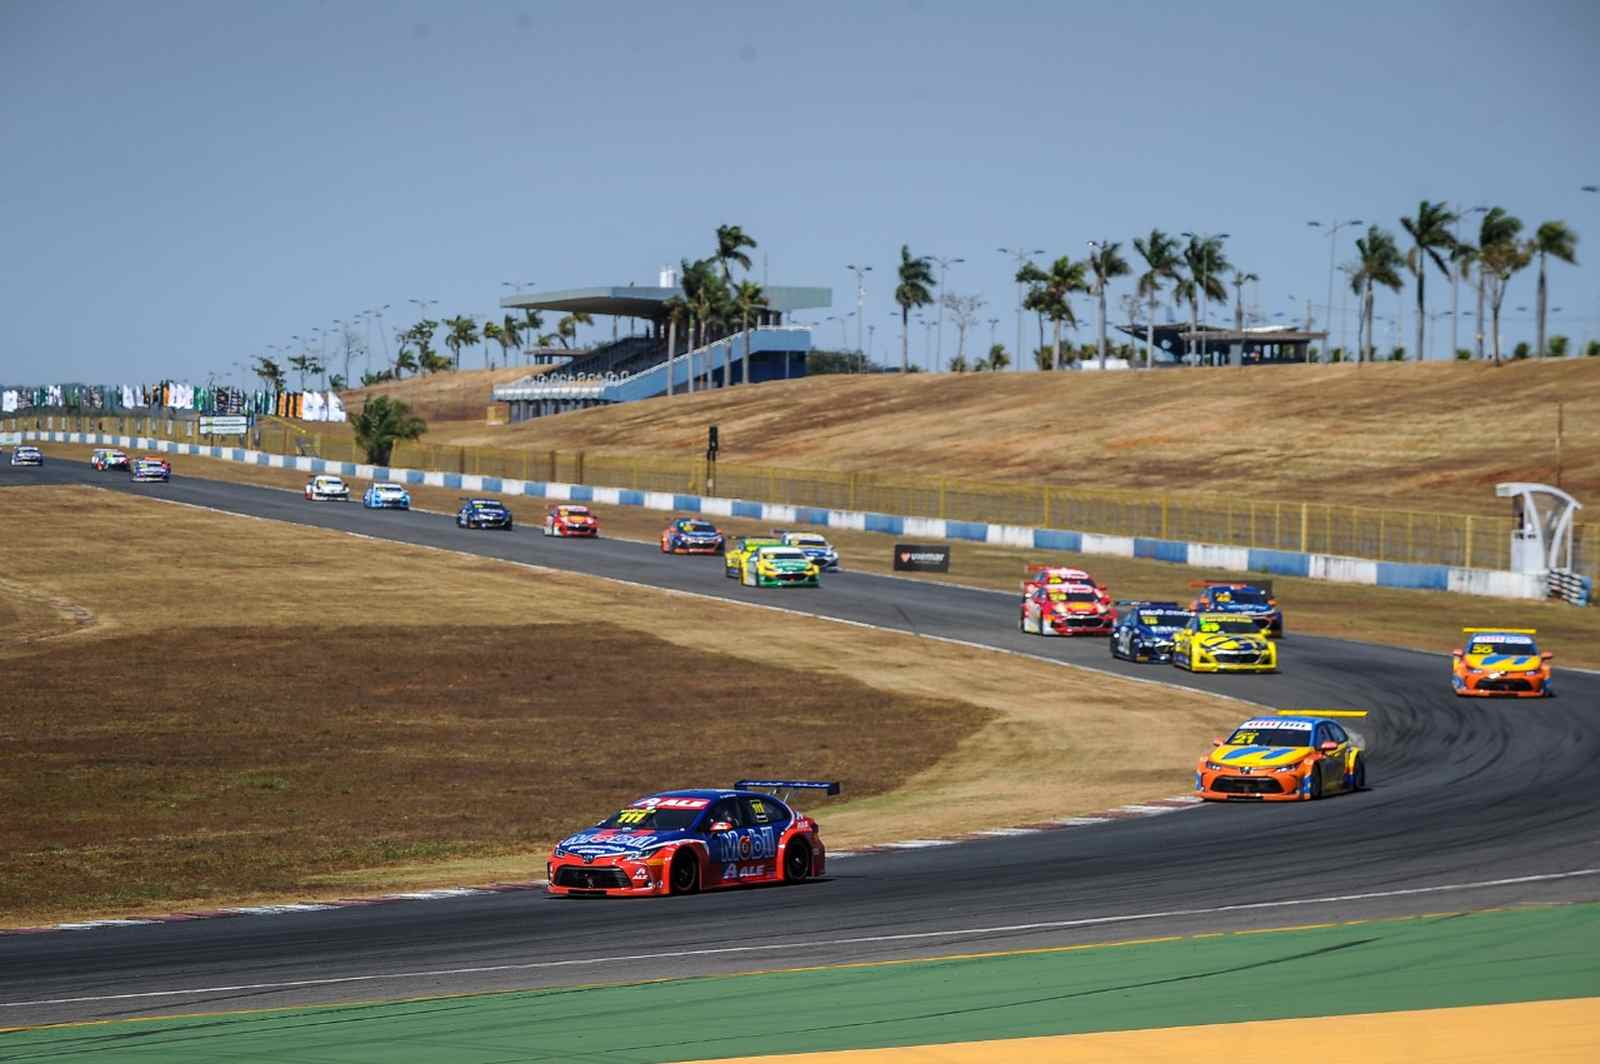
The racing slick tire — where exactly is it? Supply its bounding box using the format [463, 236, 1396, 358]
[783, 839, 812, 884]
[1350, 756, 1367, 792]
[669, 851, 700, 895]
[660, 537, 671, 553]
[1306, 769, 1323, 801]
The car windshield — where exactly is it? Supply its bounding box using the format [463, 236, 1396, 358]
[563, 508, 590, 516]
[473, 501, 503, 509]
[1213, 587, 1270, 605]
[597, 806, 704, 831]
[1048, 590, 1098, 603]
[1139, 611, 1191, 627]
[793, 536, 827, 546]
[1198, 618, 1261, 634]
[1467, 636, 1538, 656]
[682, 521, 716, 533]
[1223, 726, 1312, 747]
[763, 549, 806, 560]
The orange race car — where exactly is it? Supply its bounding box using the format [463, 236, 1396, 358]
[1196, 710, 1368, 801]
[1451, 628, 1554, 698]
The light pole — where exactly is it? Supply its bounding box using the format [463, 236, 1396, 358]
[999, 247, 1044, 371]
[845, 264, 872, 364]
[372, 305, 391, 371]
[986, 317, 1000, 365]
[1447, 206, 1489, 361]
[920, 314, 934, 372]
[1307, 219, 1362, 363]
[1181, 231, 1231, 365]
[867, 323, 877, 365]
[929, 255, 964, 371]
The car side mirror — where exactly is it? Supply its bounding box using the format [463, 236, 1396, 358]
[707, 820, 733, 834]
[1211, 737, 1223, 747]
[1451, 648, 1463, 657]
[1318, 740, 1340, 753]
[1541, 651, 1553, 660]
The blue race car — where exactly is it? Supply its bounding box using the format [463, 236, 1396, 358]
[546, 780, 838, 897]
[1109, 601, 1195, 663]
[363, 482, 412, 509]
[1189, 581, 1283, 637]
[456, 497, 513, 530]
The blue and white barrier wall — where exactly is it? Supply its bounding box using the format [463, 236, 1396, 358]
[31, 431, 1552, 602]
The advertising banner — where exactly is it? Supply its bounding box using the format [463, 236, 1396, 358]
[893, 544, 951, 572]
[199, 415, 249, 435]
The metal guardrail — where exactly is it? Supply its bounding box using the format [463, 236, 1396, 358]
[13, 412, 1595, 586]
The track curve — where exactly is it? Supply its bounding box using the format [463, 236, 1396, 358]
[4, 461, 1598, 1024]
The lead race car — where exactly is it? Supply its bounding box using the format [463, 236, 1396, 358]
[128, 455, 170, 482]
[741, 545, 821, 587]
[304, 474, 351, 501]
[547, 780, 838, 896]
[1190, 580, 1282, 637]
[1452, 627, 1554, 697]
[1196, 710, 1367, 801]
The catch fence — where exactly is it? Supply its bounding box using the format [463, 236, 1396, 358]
[14, 411, 1596, 583]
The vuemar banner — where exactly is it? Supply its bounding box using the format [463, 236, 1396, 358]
[894, 544, 951, 572]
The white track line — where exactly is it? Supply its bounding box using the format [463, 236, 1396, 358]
[6, 868, 1593, 1009]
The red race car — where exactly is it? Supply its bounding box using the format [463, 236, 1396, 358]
[543, 504, 599, 538]
[1021, 581, 1117, 636]
[547, 780, 837, 896]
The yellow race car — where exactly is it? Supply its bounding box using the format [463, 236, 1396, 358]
[724, 536, 783, 578]
[1172, 612, 1278, 673]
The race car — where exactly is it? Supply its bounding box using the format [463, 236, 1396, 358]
[544, 504, 598, 537]
[304, 474, 350, 501]
[774, 529, 840, 571]
[1024, 564, 1112, 608]
[547, 780, 837, 897]
[1196, 710, 1367, 801]
[1452, 627, 1554, 697]
[741, 545, 821, 587]
[660, 517, 725, 554]
[362, 482, 411, 509]
[128, 455, 170, 482]
[725, 535, 784, 577]
[1020, 582, 1117, 636]
[1109, 601, 1194, 662]
[1190, 581, 1282, 637]
[90, 448, 130, 471]
[456, 498, 514, 530]
[9, 445, 43, 466]
[1172, 612, 1277, 672]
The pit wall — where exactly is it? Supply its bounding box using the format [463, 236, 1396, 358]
[30, 431, 1551, 602]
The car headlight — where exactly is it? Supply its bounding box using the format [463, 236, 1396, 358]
[1273, 762, 1301, 772]
[1204, 761, 1225, 772]
[552, 845, 569, 858]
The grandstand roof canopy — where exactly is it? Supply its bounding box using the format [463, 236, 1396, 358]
[500, 285, 831, 320]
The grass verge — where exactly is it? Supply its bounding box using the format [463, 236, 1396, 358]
[0, 486, 1242, 924]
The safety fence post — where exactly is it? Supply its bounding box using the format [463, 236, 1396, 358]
[575, 450, 585, 485]
[938, 478, 947, 519]
[1378, 511, 1385, 561]
[1042, 486, 1051, 528]
[1161, 496, 1170, 540]
[1465, 516, 1474, 569]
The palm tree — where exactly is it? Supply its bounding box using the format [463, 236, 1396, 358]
[1450, 241, 1480, 359]
[393, 347, 418, 378]
[1133, 229, 1181, 369]
[1028, 257, 1088, 370]
[483, 321, 505, 369]
[1400, 201, 1458, 361]
[1086, 241, 1131, 369]
[287, 354, 310, 390]
[1348, 226, 1406, 363]
[443, 315, 478, 370]
[1473, 213, 1529, 366]
[1231, 270, 1259, 333]
[1176, 236, 1231, 364]
[714, 224, 757, 282]
[894, 245, 935, 373]
[731, 281, 768, 384]
[500, 314, 523, 359]
[520, 309, 545, 355]
[1531, 221, 1579, 357]
[350, 395, 426, 466]
[252, 356, 286, 391]
[679, 257, 720, 390]
[555, 312, 593, 350]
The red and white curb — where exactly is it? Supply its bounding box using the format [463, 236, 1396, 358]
[1, 797, 1205, 937]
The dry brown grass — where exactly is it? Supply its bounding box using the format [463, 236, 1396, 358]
[428, 359, 1600, 514]
[338, 365, 544, 423]
[1, 487, 1243, 923]
[35, 441, 1600, 668]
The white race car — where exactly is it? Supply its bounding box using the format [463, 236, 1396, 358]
[91, 448, 130, 471]
[305, 474, 351, 501]
[775, 529, 841, 570]
[10, 445, 43, 466]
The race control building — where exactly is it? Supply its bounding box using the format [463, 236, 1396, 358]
[493, 281, 831, 420]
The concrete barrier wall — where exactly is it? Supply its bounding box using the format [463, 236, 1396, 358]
[32, 430, 1553, 601]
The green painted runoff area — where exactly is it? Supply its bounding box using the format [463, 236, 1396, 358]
[5, 904, 1596, 1063]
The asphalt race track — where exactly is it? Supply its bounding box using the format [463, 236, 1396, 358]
[4, 459, 1599, 1025]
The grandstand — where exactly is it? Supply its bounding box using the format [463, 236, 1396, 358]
[494, 282, 830, 420]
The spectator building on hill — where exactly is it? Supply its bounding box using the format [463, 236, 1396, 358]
[1116, 323, 1330, 367]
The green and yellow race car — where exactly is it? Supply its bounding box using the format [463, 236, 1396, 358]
[725, 536, 784, 578]
[1172, 612, 1278, 673]
[739, 545, 821, 588]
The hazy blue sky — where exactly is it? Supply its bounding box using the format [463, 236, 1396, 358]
[4, 0, 1598, 384]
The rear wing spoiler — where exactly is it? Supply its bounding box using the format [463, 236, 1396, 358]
[1190, 579, 1273, 596]
[1277, 709, 1369, 718]
[1462, 627, 1536, 635]
[1114, 600, 1185, 609]
[735, 779, 841, 796]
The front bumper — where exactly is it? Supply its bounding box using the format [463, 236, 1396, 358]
[546, 855, 670, 897]
[1454, 671, 1549, 697]
[130, 470, 169, 481]
[1125, 641, 1176, 662]
[554, 524, 598, 537]
[1042, 614, 1114, 635]
[670, 540, 723, 554]
[756, 571, 820, 587]
[309, 492, 349, 501]
[365, 498, 410, 509]
[1196, 768, 1305, 801]
[465, 517, 513, 528]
